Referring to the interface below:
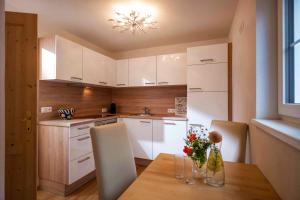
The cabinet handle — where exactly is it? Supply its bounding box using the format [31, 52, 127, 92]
[140, 121, 151, 124]
[164, 122, 176, 125]
[70, 76, 82, 81]
[189, 88, 202, 90]
[77, 126, 90, 130]
[99, 81, 107, 85]
[158, 82, 168, 85]
[145, 82, 155, 85]
[189, 123, 204, 128]
[200, 58, 214, 62]
[77, 136, 90, 141]
[117, 83, 126, 86]
[77, 156, 90, 163]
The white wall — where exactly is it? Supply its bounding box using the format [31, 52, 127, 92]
[0, 0, 5, 199]
[229, 0, 256, 123]
[250, 124, 300, 200]
[256, 0, 278, 119]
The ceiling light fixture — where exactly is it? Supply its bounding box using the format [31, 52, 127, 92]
[108, 10, 158, 34]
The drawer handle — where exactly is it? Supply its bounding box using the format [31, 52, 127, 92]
[99, 81, 107, 85]
[158, 82, 168, 85]
[117, 83, 126, 86]
[164, 122, 176, 125]
[77, 136, 90, 141]
[70, 76, 82, 81]
[145, 82, 155, 85]
[140, 121, 151, 123]
[77, 156, 90, 163]
[77, 126, 90, 130]
[189, 123, 204, 128]
[200, 59, 214, 62]
[189, 88, 202, 90]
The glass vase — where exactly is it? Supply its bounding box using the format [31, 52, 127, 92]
[192, 156, 207, 179]
[205, 143, 225, 187]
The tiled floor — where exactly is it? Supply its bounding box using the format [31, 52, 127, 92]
[37, 165, 146, 200]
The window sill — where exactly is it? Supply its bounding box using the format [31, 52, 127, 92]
[251, 119, 300, 151]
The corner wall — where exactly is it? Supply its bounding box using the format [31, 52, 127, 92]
[0, 0, 5, 199]
[228, 0, 256, 123]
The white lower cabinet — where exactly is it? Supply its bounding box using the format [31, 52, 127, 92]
[120, 118, 153, 160]
[119, 118, 187, 160]
[69, 152, 95, 184]
[153, 120, 187, 159]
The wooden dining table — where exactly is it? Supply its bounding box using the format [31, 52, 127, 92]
[118, 153, 280, 200]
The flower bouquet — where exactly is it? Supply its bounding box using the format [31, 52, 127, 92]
[183, 127, 211, 177]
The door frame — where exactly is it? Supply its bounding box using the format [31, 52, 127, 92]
[0, 0, 5, 199]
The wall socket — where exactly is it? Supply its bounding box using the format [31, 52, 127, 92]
[41, 106, 52, 113]
[167, 108, 176, 114]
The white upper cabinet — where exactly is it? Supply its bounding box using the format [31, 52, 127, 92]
[129, 56, 157, 87]
[116, 59, 129, 87]
[40, 35, 83, 82]
[83, 47, 106, 85]
[157, 53, 187, 86]
[104, 56, 116, 87]
[187, 43, 228, 65]
[187, 63, 228, 92]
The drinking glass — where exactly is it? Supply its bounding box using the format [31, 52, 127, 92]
[174, 154, 184, 179]
[184, 156, 196, 184]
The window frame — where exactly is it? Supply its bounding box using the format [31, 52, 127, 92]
[278, 0, 300, 119]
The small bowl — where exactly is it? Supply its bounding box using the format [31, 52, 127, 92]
[58, 108, 75, 120]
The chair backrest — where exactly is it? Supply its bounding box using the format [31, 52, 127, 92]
[90, 123, 137, 200]
[210, 120, 248, 163]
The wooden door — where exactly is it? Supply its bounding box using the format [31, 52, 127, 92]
[5, 12, 37, 200]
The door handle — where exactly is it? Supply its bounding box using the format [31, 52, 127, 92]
[70, 76, 82, 81]
[189, 123, 204, 128]
[77, 126, 90, 130]
[158, 82, 169, 85]
[99, 81, 107, 85]
[189, 88, 202, 91]
[117, 83, 126, 86]
[77, 156, 90, 163]
[140, 121, 151, 124]
[77, 136, 90, 141]
[164, 122, 176, 125]
[145, 82, 155, 85]
[200, 58, 214, 62]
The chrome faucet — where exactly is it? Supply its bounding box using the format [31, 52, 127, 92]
[143, 107, 151, 115]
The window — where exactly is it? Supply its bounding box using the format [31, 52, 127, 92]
[279, 0, 300, 119]
[285, 0, 300, 104]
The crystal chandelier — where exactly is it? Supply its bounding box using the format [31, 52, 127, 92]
[108, 10, 158, 34]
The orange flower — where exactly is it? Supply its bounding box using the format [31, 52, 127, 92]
[208, 131, 222, 143]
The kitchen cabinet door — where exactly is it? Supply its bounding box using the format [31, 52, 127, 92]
[56, 36, 83, 82]
[105, 56, 116, 87]
[116, 59, 129, 87]
[120, 118, 153, 159]
[83, 47, 106, 85]
[187, 92, 228, 129]
[187, 43, 228, 65]
[129, 56, 156, 87]
[157, 53, 187, 86]
[153, 120, 187, 159]
[187, 63, 228, 92]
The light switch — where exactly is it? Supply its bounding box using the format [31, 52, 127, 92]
[41, 106, 52, 113]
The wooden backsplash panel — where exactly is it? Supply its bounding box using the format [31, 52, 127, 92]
[38, 81, 112, 121]
[112, 86, 187, 115]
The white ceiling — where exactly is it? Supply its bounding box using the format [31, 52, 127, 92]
[5, 0, 238, 52]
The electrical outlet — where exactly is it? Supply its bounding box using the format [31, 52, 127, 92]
[167, 108, 176, 114]
[41, 106, 52, 113]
